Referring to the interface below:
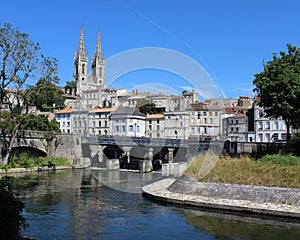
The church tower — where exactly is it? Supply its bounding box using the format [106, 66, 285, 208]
[73, 26, 88, 96]
[91, 29, 105, 88]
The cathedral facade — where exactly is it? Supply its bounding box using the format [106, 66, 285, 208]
[73, 26, 105, 107]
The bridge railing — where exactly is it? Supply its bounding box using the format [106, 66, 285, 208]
[82, 135, 188, 147]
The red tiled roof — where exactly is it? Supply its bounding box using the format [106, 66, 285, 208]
[227, 113, 247, 118]
[55, 108, 74, 114]
[146, 114, 164, 119]
[93, 107, 116, 113]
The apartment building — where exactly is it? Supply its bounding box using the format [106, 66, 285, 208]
[164, 111, 189, 139]
[146, 114, 165, 138]
[88, 107, 116, 136]
[254, 103, 288, 142]
[54, 108, 74, 133]
[222, 114, 248, 142]
[111, 106, 146, 137]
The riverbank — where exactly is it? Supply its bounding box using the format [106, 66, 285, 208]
[0, 165, 72, 175]
[142, 176, 300, 219]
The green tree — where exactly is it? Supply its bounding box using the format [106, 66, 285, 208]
[28, 78, 64, 112]
[253, 44, 300, 142]
[136, 99, 156, 114]
[0, 113, 60, 132]
[0, 177, 26, 239]
[65, 80, 76, 95]
[0, 22, 59, 165]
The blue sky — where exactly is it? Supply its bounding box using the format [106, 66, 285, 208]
[2, 0, 300, 99]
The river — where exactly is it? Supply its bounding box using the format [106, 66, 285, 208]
[5, 168, 300, 239]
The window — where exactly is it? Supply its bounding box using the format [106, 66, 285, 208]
[93, 121, 95, 127]
[105, 120, 107, 127]
[266, 133, 271, 142]
[191, 127, 195, 134]
[236, 120, 238, 124]
[203, 112, 207, 116]
[209, 112, 212, 116]
[137, 126, 140, 133]
[99, 67, 102, 77]
[99, 130, 101, 135]
[149, 120, 152, 124]
[157, 125, 160, 130]
[258, 121, 263, 130]
[149, 125, 152, 131]
[99, 121, 101, 127]
[236, 127, 239, 132]
[265, 121, 270, 130]
[180, 122, 183, 127]
[230, 127, 234, 133]
[157, 119, 160, 124]
[129, 125, 134, 132]
[157, 133, 160, 138]
[215, 111, 218, 116]
[258, 109, 264, 118]
[82, 64, 85, 74]
[67, 121, 70, 127]
[274, 121, 279, 130]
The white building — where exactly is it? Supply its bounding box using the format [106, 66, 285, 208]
[146, 114, 165, 138]
[54, 108, 74, 133]
[111, 106, 146, 137]
[188, 102, 221, 140]
[164, 111, 189, 139]
[254, 103, 288, 142]
[88, 107, 116, 136]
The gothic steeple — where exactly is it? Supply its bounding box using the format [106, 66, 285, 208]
[96, 29, 102, 56]
[78, 25, 85, 53]
[73, 25, 88, 96]
[91, 28, 105, 88]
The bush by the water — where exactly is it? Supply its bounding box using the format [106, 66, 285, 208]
[0, 177, 26, 239]
[1, 154, 70, 169]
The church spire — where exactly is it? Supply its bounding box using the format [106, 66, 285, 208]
[96, 28, 102, 56]
[78, 25, 85, 53]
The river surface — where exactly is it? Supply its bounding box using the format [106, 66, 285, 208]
[5, 168, 300, 239]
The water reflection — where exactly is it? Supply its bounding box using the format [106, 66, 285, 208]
[181, 208, 300, 240]
[4, 169, 300, 239]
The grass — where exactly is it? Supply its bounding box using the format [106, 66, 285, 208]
[0, 154, 71, 169]
[184, 153, 300, 188]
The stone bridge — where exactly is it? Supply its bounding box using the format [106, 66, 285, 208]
[0, 130, 226, 175]
[0, 131, 49, 158]
[78, 136, 225, 173]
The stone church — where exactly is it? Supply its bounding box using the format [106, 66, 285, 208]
[72, 26, 107, 109]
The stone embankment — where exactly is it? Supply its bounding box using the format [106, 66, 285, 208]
[142, 176, 300, 219]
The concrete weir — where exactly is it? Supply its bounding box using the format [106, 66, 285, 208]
[142, 177, 300, 219]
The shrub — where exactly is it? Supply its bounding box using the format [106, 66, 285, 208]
[0, 177, 26, 239]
